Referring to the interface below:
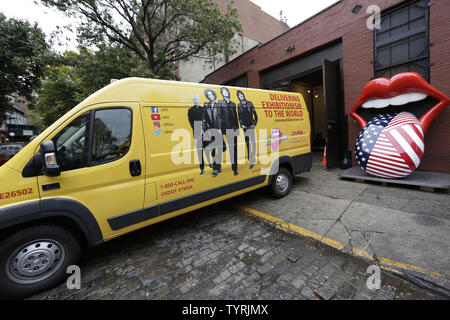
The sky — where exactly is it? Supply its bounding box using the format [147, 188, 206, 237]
[0, 0, 79, 51]
[0, 0, 339, 50]
[249, 0, 339, 27]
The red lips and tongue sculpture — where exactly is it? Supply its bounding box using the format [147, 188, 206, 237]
[349, 72, 449, 179]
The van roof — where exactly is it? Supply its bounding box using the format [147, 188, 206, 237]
[3, 77, 303, 172]
[81, 77, 300, 108]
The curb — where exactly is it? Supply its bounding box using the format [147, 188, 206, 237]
[234, 204, 450, 298]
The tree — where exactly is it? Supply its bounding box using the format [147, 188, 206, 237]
[0, 13, 48, 122]
[34, 45, 152, 126]
[33, 63, 80, 127]
[40, 0, 242, 79]
[74, 44, 155, 97]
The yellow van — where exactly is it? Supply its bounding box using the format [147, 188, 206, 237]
[0, 78, 312, 298]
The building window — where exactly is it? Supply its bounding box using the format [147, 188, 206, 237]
[374, 0, 430, 81]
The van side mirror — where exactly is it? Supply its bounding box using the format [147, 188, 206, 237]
[40, 141, 61, 177]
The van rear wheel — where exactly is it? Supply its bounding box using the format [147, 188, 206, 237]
[270, 167, 293, 198]
[0, 224, 82, 299]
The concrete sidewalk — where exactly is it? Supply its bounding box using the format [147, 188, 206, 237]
[235, 153, 450, 294]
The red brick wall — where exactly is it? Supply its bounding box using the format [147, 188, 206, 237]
[423, 0, 450, 173]
[215, 0, 289, 43]
[346, 0, 450, 173]
[204, 0, 450, 173]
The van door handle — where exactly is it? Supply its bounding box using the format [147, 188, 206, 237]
[42, 183, 60, 191]
[129, 159, 141, 177]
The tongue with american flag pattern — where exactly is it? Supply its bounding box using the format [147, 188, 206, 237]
[355, 112, 424, 178]
[350, 72, 449, 179]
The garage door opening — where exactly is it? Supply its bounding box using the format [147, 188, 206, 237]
[290, 69, 326, 152]
[262, 47, 346, 169]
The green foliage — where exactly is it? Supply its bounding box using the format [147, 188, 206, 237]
[34, 45, 153, 127]
[0, 12, 49, 122]
[34, 64, 80, 127]
[74, 45, 156, 97]
[40, 0, 242, 79]
[12, 0, 242, 128]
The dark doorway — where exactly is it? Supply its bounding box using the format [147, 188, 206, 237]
[322, 59, 342, 169]
[261, 42, 345, 169]
[288, 61, 344, 169]
[289, 69, 326, 151]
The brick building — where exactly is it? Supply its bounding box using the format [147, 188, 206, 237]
[202, 0, 450, 173]
[178, 0, 289, 83]
[0, 95, 39, 144]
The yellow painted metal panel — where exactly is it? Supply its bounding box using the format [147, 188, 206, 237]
[1, 78, 312, 244]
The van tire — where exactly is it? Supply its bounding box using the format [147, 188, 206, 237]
[269, 167, 293, 198]
[0, 224, 82, 299]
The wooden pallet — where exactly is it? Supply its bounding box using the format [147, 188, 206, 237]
[353, 178, 436, 192]
[339, 167, 450, 192]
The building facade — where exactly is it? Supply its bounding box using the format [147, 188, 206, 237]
[202, 0, 450, 174]
[0, 95, 39, 144]
[178, 0, 289, 83]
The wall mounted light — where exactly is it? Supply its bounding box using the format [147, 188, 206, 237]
[285, 45, 295, 52]
[352, 5, 362, 14]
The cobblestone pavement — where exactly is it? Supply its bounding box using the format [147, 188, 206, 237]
[31, 202, 446, 300]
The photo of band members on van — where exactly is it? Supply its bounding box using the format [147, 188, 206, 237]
[188, 87, 258, 177]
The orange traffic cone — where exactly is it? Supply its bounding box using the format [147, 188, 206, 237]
[321, 145, 327, 164]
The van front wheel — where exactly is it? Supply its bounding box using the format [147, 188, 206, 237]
[270, 167, 293, 198]
[0, 224, 82, 299]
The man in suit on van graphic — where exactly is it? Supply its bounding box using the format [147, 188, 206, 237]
[188, 94, 211, 174]
[219, 87, 239, 176]
[202, 89, 226, 176]
[237, 90, 258, 169]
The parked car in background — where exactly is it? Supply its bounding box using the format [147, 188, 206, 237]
[0, 153, 7, 166]
[0, 144, 23, 160]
